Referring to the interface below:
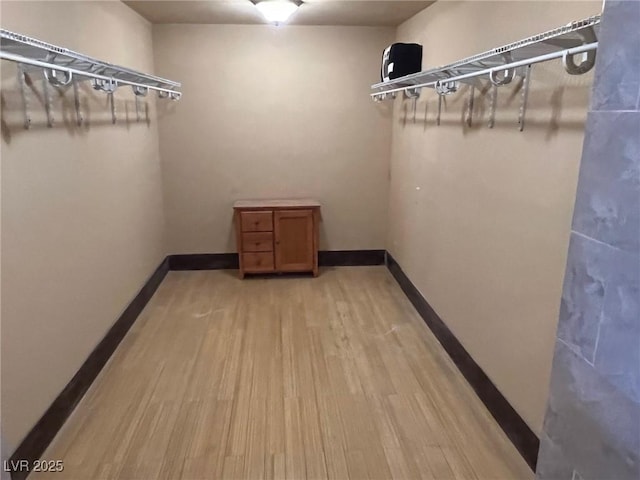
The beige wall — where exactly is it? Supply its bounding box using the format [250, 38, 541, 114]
[153, 24, 394, 253]
[0, 1, 166, 452]
[387, 0, 601, 433]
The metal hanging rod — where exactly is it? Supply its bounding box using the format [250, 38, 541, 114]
[371, 15, 600, 100]
[0, 29, 182, 99]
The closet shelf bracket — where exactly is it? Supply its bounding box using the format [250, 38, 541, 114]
[16, 64, 31, 129]
[518, 65, 532, 132]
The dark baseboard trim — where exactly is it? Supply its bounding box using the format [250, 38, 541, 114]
[8, 258, 170, 480]
[319, 249, 386, 266]
[168, 250, 386, 271]
[168, 253, 239, 271]
[385, 253, 539, 472]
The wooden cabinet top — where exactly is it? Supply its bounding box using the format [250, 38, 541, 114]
[233, 199, 321, 210]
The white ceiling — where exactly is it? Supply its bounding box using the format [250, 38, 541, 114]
[124, 0, 435, 26]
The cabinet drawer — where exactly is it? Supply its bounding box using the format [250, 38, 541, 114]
[241, 211, 273, 232]
[242, 232, 273, 252]
[242, 252, 274, 272]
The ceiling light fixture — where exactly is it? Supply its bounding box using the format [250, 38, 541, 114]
[252, 0, 301, 25]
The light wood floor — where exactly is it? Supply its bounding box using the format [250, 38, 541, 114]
[34, 267, 532, 480]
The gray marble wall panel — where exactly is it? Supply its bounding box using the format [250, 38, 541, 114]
[537, 433, 577, 480]
[572, 112, 640, 253]
[594, 245, 640, 402]
[557, 233, 610, 363]
[541, 342, 639, 479]
[591, 0, 640, 112]
[537, 0, 640, 478]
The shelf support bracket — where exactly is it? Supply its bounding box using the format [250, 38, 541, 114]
[435, 80, 459, 96]
[42, 71, 54, 128]
[518, 65, 532, 132]
[405, 87, 420, 123]
[132, 85, 148, 122]
[44, 68, 73, 87]
[92, 78, 117, 93]
[489, 52, 515, 86]
[17, 64, 31, 130]
[73, 78, 83, 127]
[563, 26, 597, 75]
[466, 85, 475, 127]
[489, 68, 515, 86]
[435, 79, 459, 126]
[488, 83, 498, 129]
[135, 95, 141, 122]
[132, 85, 148, 97]
[404, 87, 421, 99]
[109, 92, 116, 124]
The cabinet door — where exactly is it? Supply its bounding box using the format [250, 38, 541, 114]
[274, 209, 314, 272]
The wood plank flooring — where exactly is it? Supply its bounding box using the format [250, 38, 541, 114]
[33, 267, 533, 479]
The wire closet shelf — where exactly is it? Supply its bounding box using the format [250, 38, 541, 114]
[0, 28, 182, 100]
[371, 15, 601, 101]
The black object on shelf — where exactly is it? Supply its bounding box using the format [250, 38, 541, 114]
[381, 43, 423, 82]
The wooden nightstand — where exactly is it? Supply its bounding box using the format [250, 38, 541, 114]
[233, 199, 320, 278]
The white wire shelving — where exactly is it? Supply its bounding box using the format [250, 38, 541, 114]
[0, 29, 181, 98]
[0, 28, 182, 128]
[371, 15, 601, 130]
